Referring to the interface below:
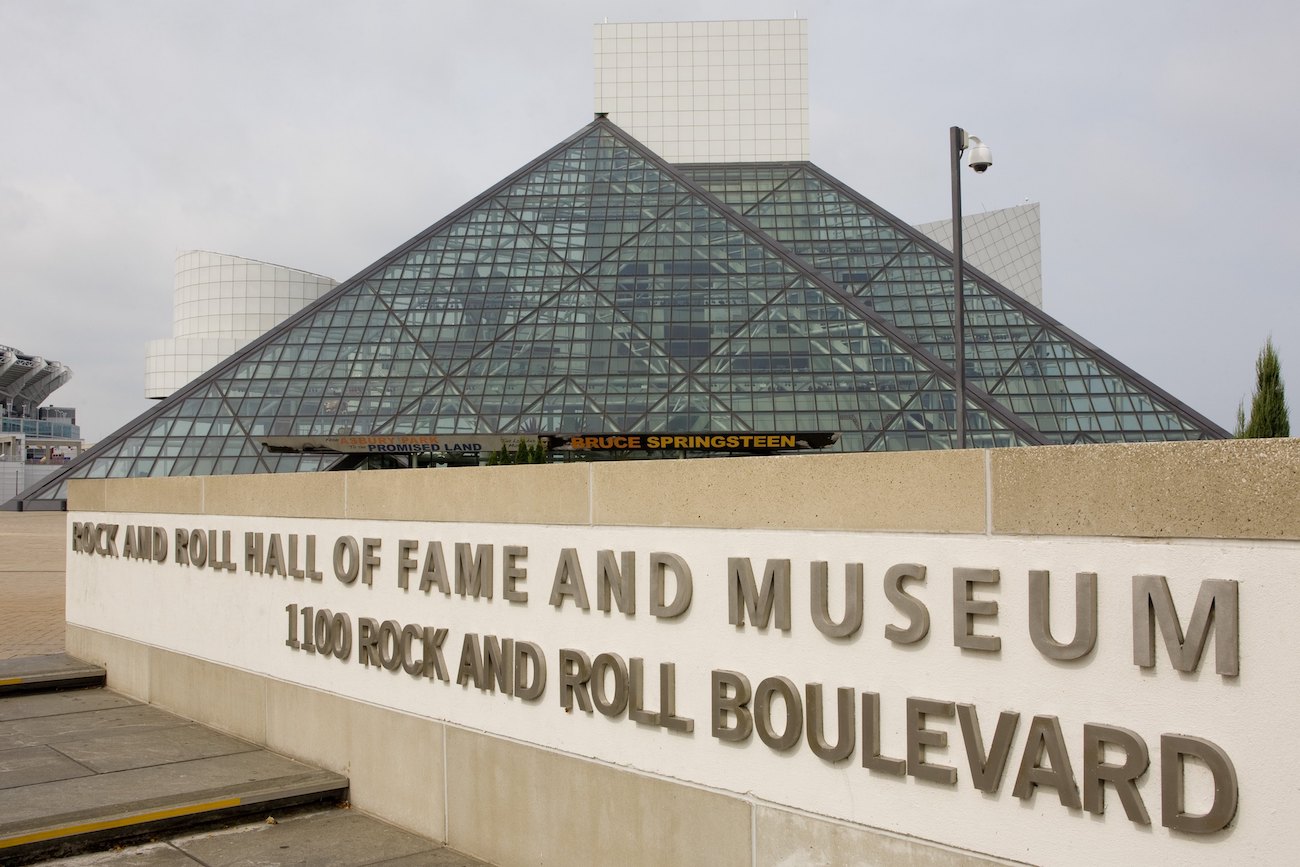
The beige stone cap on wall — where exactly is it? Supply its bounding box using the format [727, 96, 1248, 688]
[68, 438, 1300, 541]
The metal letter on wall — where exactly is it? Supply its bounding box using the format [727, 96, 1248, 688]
[883, 563, 929, 645]
[906, 697, 958, 785]
[956, 704, 1020, 794]
[754, 676, 803, 751]
[1132, 576, 1239, 676]
[953, 568, 1001, 652]
[1160, 734, 1238, 833]
[711, 670, 753, 742]
[1028, 571, 1098, 661]
[806, 683, 855, 762]
[649, 552, 692, 618]
[1012, 715, 1082, 809]
[810, 561, 863, 639]
[1083, 723, 1151, 825]
[728, 557, 791, 630]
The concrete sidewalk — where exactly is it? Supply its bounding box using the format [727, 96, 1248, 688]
[0, 680, 349, 861]
[52, 806, 481, 866]
[0, 512, 493, 866]
[0, 512, 66, 660]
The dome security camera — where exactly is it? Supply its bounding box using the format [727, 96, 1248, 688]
[967, 136, 992, 173]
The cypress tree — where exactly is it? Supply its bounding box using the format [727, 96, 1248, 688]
[1241, 338, 1290, 438]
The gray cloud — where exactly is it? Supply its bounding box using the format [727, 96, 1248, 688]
[2, 0, 1296, 440]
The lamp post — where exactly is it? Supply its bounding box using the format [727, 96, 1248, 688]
[949, 126, 992, 449]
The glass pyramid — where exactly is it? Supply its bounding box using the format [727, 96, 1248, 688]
[13, 119, 1223, 508]
[680, 162, 1223, 443]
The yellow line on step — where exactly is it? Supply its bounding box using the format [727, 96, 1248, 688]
[0, 797, 243, 849]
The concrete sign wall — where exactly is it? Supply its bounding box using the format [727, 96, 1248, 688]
[64, 440, 1300, 867]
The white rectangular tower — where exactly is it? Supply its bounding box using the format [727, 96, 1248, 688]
[594, 19, 809, 163]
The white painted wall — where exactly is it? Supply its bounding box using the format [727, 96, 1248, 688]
[66, 513, 1290, 865]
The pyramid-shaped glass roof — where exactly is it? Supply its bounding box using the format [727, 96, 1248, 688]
[680, 162, 1223, 442]
[12, 119, 1223, 508]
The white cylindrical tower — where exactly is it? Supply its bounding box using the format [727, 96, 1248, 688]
[144, 251, 337, 399]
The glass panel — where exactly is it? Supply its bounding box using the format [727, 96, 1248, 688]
[20, 121, 1221, 505]
[684, 162, 1222, 444]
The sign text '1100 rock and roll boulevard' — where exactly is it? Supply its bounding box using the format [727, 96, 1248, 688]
[70, 520, 1242, 834]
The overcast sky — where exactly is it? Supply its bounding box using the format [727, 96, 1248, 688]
[2, 0, 1296, 441]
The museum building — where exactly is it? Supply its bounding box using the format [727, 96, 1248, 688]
[8, 115, 1225, 509]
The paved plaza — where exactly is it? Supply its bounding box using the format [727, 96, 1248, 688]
[0, 511, 491, 866]
[0, 512, 66, 660]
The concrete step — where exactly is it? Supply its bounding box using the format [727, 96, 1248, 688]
[0, 685, 349, 864]
[45, 805, 496, 866]
[0, 654, 105, 696]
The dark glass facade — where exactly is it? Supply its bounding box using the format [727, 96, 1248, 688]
[680, 162, 1217, 442]
[12, 119, 1224, 507]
